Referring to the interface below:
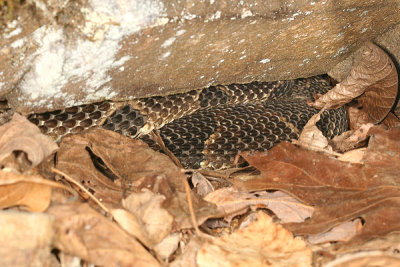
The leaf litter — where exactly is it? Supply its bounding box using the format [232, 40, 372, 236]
[0, 41, 400, 266]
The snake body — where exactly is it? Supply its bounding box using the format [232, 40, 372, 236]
[28, 75, 348, 169]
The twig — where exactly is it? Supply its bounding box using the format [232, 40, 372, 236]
[179, 169, 202, 237]
[151, 130, 184, 169]
[51, 167, 110, 214]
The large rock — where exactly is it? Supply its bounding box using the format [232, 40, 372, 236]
[0, 0, 399, 113]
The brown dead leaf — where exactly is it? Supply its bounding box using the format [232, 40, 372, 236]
[190, 171, 214, 197]
[47, 202, 161, 267]
[308, 219, 362, 244]
[232, 127, 400, 244]
[295, 108, 334, 153]
[323, 252, 400, 267]
[337, 148, 367, 164]
[330, 123, 374, 152]
[110, 208, 153, 249]
[313, 42, 398, 124]
[154, 232, 181, 260]
[57, 128, 221, 230]
[0, 211, 54, 267]
[196, 211, 312, 267]
[347, 106, 372, 130]
[170, 238, 202, 267]
[122, 189, 173, 245]
[0, 113, 58, 169]
[0, 170, 72, 212]
[381, 112, 400, 128]
[204, 187, 314, 223]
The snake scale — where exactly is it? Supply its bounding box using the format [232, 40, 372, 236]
[28, 75, 349, 169]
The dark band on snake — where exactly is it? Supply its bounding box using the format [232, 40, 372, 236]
[28, 75, 349, 169]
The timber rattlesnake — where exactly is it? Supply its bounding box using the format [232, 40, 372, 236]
[28, 75, 348, 169]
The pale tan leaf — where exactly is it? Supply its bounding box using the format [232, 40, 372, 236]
[295, 109, 332, 153]
[308, 219, 363, 244]
[47, 203, 161, 267]
[110, 208, 153, 249]
[190, 171, 214, 197]
[331, 123, 374, 152]
[313, 42, 398, 124]
[204, 187, 314, 223]
[0, 170, 64, 212]
[170, 238, 202, 267]
[0, 113, 58, 168]
[196, 211, 312, 267]
[324, 251, 400, 267]
[123, 189, 173, 244]
[347, 106, 372, 130]
[381, 112, 400, 128]
[154, 232, 180, 260]
[337, 148, 367, 164]
[0, 211, 54, 267]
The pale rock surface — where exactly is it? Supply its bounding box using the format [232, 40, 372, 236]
[0, 0, 399, 113]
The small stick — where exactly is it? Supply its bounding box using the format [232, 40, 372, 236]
[51, 167, 110, 214]
[179, 169, 202, 237]
[151, 130, 184, 169]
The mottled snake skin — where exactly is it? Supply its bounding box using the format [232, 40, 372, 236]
[28, 75, 348, 169]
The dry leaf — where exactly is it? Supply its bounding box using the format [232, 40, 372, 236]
[154, 232, 180, 260]
[347, 106, 372, 130]
[381, 112, 400, 128]
[47, 203, 161, 267]
[170, 238, 202, 267]
[110, 208, 153, 249]
[295, 109, 332, 152]
[0, 113, 57, 169]
[122, 189, 173, 245]
[0, 170, 65, 212]
[313, 42, 398, 125]
[204, 187, 314, 223]
[308, 219, 362, 244]
[57, 128, 221, 229]
[232, 127, 400, 245]
[190, 171, 214, 197]
[337, 148, 367, 164]
[330, 123, 373, 152]
[196, 211, 312, 267]
[0, 211, 54, 267]
[324, 251, 400, 267]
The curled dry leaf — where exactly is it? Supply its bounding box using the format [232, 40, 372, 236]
[323, 251, 400, 267]
[0, 113, 58, 168]
[347, 106, 372, 130]
[0, 211, 54, 267]
[190, 171, 214, 197]
[313, 42, 398, 124]
[331, 123, 374, 153]
[47, 203, 161, 267]
[196, 211, 312, 267]
[0, 170, 71, 212]
[110, 208, 153, 249]
[308, 219, 363, 244]
[295, 109, 333, 153]
[381, 112, 400, 128]
[204, 187, 314, 223]
[57, 128, 221, 230]
[233, 127, 400, 245]
[122, 189, 173, 245]
[154, 232, 181, 260]
[170, 238, 202, 267]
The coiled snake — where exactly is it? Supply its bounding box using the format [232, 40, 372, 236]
[28, 75, 348, 169]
